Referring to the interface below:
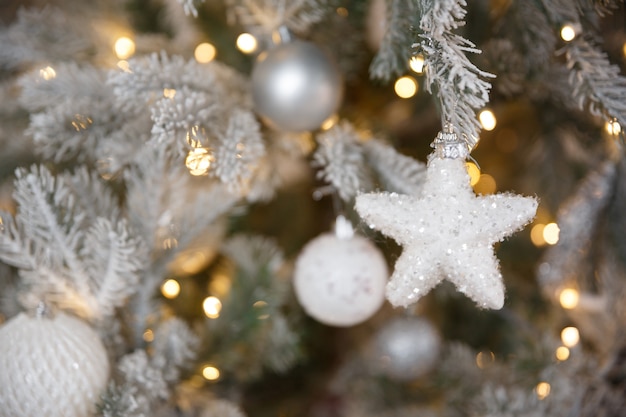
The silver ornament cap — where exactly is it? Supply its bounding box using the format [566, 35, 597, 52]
[251, 40, 343, 132]
[431, 124, 469, 160]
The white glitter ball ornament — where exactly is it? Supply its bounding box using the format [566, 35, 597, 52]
[355, 128, 537, 310]
[372, 317, 441, 380]
[293, 232, 388, 327]
[251, 40, 343, 132]
[0, 311, 110, 417]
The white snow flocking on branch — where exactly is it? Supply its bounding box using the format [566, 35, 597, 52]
[369, 0, 418, 81]
[226, 0, 328, 37]
[564, 37, 626, 127]
[363, 139, 426, 196]
[80, 218, 144, 318]
[0, 165, 144, 319]
[417, 0, 494, 148]
[313, 122, 372, 201]
[211, 108, 266, 193]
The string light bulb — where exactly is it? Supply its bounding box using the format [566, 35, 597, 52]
[535, 382, 551, 400]
[479, 109, 497, 131]
[543, 222, 560, 245]
[194, 42, 217, 63]
[530, 223, 546, 247]
[409, 54, 425, 74]
[185, 148, 213, 176]
[394, 76, 418, 98]
[559, 288, 579, 309]
[320, 114, 339, 130]
[114, 36, 136, 59]
[561, 326, 580, 347]
[161, 279, 181, 299]
[201, 365, 220, 381]
[39, 66, 56, 80]
[555, 346, 570, 361]
[203, 296, 222, 319]
[236, 33, 258, 54]
[605, 119, 622, 136]
[465, 161, 481, 186]
[560, 24, 578, 42]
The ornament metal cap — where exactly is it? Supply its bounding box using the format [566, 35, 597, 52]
[431, 124, 469, 160]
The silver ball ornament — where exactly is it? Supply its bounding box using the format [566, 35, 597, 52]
[0, 312, 110, 417]
[372, 317, 441, 380]
[251, 40, 343, 132]
[293, 233, 387, 327]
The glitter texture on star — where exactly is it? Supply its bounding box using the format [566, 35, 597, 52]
[355, 156, 537, 310]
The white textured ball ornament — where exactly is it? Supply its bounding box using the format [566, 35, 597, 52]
[372, 317, 441, 381]
[294, 233, 387, 327]
[251, 40, 343, 132]
[0, 312, 110, 417]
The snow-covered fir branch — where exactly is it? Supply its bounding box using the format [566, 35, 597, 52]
[363, 139, 426, 196]
[313, 122, 372, 201]
[225, 0, 329, 39]
[563, 37, 626, 127]
[0, 6, 93, 70]
[0, 165, 144, 319]
[417, 0, 494, 147]
[369, 0, 418, 81]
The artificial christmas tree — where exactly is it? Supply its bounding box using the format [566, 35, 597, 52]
[0, 0, 626, 416]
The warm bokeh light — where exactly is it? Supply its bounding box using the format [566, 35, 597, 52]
[465, 161, 481, 186]
[561, 326, 580, 347]
[394, 76, 418, 98]
[185, 148, 213, 176]
[409, 54, 425, 74]
[336, 6, 349, 17]
[473, 174, 496, 194]
[605, 119, 622, 135]
[209, 273, 232, 297]
[479, 109, 497, 131]
[194, 42, 217, 63]
[176, 251, 208, 275]
[559, 288, 579, 309]
[475, 351, 495, 369]
[202, 365, 220, 381]
[623, 42, 626, 57]
[535, 382, 551, 400]
[142, 329, 154, 342]
[320, 114, 339, 130]
[163, 88, 176, 99]
[555, 346, 570, 361]
[236, 33, 258, 54]
[161, 279, 181, 299]
[530, 223, 546, 247]
[543, 222, 560, 245]
[203, 296, 222, 319]
[560, 24, 576, 42]
[117, 60, 131, 72]
[253, 300, 270, 320]
[114, 36, 136, 59]
[39, 66, 56, 80]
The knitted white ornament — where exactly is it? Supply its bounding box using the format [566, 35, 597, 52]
[0, 311, 110, 417]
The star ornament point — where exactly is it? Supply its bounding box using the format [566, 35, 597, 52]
[355, 156, 537, 310]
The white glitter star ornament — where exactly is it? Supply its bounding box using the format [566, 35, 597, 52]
[355, 127, 537, 309]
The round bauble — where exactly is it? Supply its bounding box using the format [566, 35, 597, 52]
[251, 40, 343, 132]
[293, 233, 387, 327]
[372, 317, 441, 380]
[0, 311, 110, 417]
